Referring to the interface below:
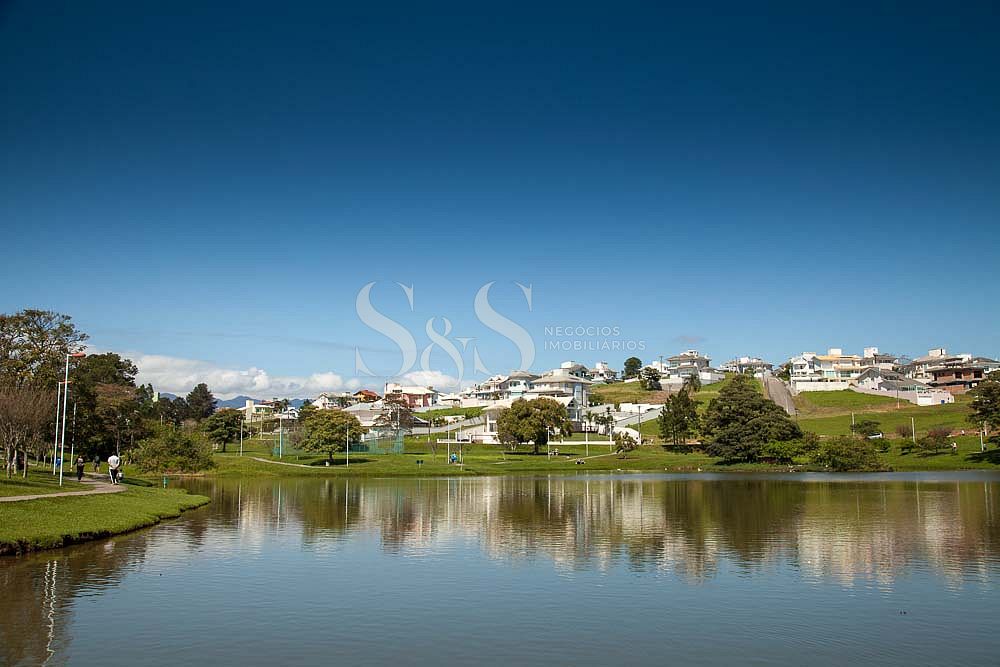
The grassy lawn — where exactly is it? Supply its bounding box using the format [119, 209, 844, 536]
[797, 399, 975, 437]
[416, 406, 483, 420]
[0, 483, 209, 555]
[0, 468, 88, 497]
[795, 389, 904, 414]
[590, 381, 667, 405]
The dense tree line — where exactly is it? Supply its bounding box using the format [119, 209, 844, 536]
[0, 309, 220, 476]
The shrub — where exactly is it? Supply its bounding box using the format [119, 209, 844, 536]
[895, 423, 913, 439]
[916, 426, 951, 453]
[760, 433, 821, 464]
[850, 419, 881, 438]
[134, 426, 216, 473]
[813, 436, 882, 471]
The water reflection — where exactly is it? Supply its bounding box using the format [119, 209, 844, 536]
[178, 475, 1000, 582]
[2, 473, 999, 666]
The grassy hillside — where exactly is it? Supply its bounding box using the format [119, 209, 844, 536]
[795, 389, 901, 414]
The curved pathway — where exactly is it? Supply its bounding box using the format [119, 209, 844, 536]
[0, 476, 126, 503]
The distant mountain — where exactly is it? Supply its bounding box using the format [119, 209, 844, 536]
[214, 395, 311, 409]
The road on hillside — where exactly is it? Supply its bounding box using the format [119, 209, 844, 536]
[763, 372, 796, 416]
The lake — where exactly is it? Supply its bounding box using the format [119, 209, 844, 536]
[3, 472, 999, 666]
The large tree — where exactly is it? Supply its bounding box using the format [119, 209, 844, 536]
[658, 388, 699, 447]
[299, 409, 363, 462]
[702, 374, 802, 462]
[639, 367, 661, 391]
[185, 383, 216, 421]
[202, 408, 243, 453]
[0, 309, 88, 389]
[496, 397, 568, 454]
[0, 386, 54, 477]
[373, 393, 414, 433]
[969, 372, 1000, 437]
[623, 357, 643, 380]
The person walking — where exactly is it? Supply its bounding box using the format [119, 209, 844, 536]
[107, 454, 121, 484]
[75, 456, 86, 482]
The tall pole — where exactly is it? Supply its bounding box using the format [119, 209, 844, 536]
[52, 381, 63, 474]
[346, 425, 350, 468]
[69, 403, 77, 474]
[58, 354, 71, 486]
[982, 422, 987, 453]
[911, 417, 916, 444]
[239, 418, 244, 456]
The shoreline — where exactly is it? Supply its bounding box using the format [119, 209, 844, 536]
[0, 485, 210, 557]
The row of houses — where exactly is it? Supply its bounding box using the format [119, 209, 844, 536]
[789, 346, 999, 402]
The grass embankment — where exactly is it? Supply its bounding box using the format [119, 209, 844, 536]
[416, 406, 483, 420]
[0, 468, 87, 497]
[0, 483, 210, 555]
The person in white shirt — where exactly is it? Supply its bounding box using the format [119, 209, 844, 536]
[107, 454, 121, 485]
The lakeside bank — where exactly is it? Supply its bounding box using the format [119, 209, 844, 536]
[0, 482, 209, 556]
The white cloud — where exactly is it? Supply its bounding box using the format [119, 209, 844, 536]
[83, 345, 474, 398]
[398, 369, 461, 390]
[129, 352, 364, 399]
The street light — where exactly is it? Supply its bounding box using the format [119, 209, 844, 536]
[59, 352, 86, 486]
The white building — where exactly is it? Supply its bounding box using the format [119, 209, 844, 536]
[790, 346, 899, 392]
[590, 360, 618, 383]
[646, 350, 724, 386]
[236, 399, 274, 424]
[719, 356, 773, 376]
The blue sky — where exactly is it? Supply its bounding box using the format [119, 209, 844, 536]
[2, 1, 998, 396]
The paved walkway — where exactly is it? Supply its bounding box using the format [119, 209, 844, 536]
[250, 456, 316, 468]
[0, 475, 126, 503]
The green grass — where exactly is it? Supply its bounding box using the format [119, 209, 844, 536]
[795, 389, 902, 413]
[590, 381, 665, 405]
[0, 468, 87, 497]
[417, 406, 483, 420]
[0, 484, 210, 555]
[797, 399, 975, 437]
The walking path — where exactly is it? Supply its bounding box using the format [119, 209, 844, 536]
[0, 475, 126, 503]
[250, 456, 316, 468]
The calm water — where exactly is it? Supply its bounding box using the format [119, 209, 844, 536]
[3, 473, 1000, 666]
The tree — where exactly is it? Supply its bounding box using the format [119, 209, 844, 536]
[0, 309, 88, 389]
[299, 409, 363, 462]
[93, 384, 141, 458]
[594, 407, 615, 435]
[682, 374, 702, 394]
[203, 408, 243, 453]
[639, 367, 661, 391]
[850, 419, 881, 438]
[658, 389, 700, 448]
[185, 383, 216, 421]
[623, 357, 642, 380]
[813, 436, 881, 471]
[613, 431, 638, 458]
[496, 398, 568, 454]
[0, 386, 54, 477]
[374, 394, 414, 433]
[134, 426, 215, 473]
[917, 426, 952, 453]
[969, 372, 1000, 437]
[703, 374, 802, 462]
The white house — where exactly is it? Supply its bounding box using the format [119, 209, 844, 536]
[236, 399, 274, 424]
[590, 360, 618, 383]
[854, 368, 954, 405]
[790, 347, 877, 391]
[719, 356, 773, 376]
[646, 350, 724, 386]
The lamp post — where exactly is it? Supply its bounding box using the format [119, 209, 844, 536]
[52, 381, 63, 474]
[59, 352, 86, 485]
